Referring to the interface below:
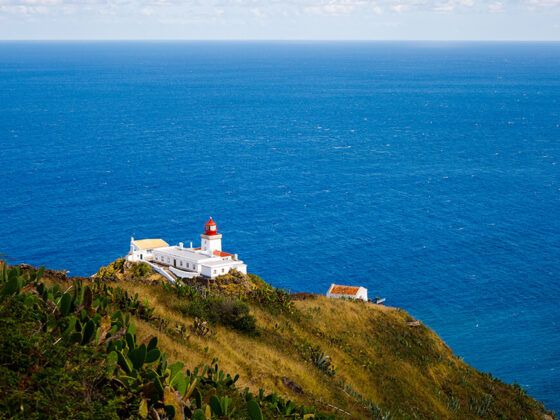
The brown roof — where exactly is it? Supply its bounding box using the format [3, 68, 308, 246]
[329, 285, 360, 295]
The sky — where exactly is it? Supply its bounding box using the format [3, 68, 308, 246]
[0, 0, 559, 40]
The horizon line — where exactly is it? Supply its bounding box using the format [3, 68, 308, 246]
[2, 39, 560, 42]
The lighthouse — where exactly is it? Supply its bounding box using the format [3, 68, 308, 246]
[128, 217, 247, 278]
[200, 217, 222, 255]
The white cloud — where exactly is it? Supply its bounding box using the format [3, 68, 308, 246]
[20, 0, 62, 4]
[304, 3, 355, 15]
[526, 0, 560, 6]
[0, 3, 49, 14]
[391, 3, 409, 12]
[488, 1, 503, 11]
[433, 1, 455, 12]
[0, 0, 559, 22]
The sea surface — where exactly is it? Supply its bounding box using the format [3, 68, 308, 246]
[1, 41, 559, 411]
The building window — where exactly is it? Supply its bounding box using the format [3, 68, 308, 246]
[180, 261, 183, 267]
[167, 258, 170, 263]
[213, 270, 216, 274]
[193, 265, 197, 270]
[222, 268, 225, 273]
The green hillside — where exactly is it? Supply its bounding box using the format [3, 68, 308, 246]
[0, 258, 555, 419]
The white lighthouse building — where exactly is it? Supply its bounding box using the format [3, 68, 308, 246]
[127, 218, 247, 279]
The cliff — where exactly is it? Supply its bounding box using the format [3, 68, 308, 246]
[0, 259, 555, 419]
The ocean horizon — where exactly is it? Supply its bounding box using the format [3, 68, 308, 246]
[1, 41, 559, 411]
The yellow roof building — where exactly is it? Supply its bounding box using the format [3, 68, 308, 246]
[132, 238, 169, 250]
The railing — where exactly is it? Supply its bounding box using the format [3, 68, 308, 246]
[145, 261, 175, 283]
[169, 266, 199, 279]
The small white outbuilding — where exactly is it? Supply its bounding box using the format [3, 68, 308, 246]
[326, 284, 368, 301]
[129, 238, 169, 262]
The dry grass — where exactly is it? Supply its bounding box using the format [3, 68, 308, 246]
[104, 277, 553, 419]
[36, 263, 555, 419]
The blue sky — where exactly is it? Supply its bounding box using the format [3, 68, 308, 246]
[1, 0, 559, 40]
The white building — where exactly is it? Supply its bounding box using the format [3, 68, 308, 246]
[128, 238, 169, 262]
[326, 284, 368, 301]
[127, 218, 247, 279]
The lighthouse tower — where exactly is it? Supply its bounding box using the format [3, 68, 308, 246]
[200, 217, 222, 255]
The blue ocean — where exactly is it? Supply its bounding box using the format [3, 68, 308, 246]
[1, 41, 559, 411]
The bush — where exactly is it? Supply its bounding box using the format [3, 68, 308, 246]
[247, 273, 267, 288]
[246, 286, 295, 315]
[0, 295, 127, 419]
[113, 258, 125, 272]
[211, 298, 257, 334]
[130, 262, 151, 279]
[174, 300, 207, 320]
[97, 258, 126, 280]
[0, 260, 323, 420]
[174, 296, 257, 335]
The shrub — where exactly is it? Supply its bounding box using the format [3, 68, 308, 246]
[0, 294, 127, 419]
[130, 262, 151, 279]
[174, 300, 207, 320]
[96, 258, 126, 279]
[248, 273, 267, 288]
[174, 296, 257, 335]
[297, 342, 336, 377]
[113, 257, 125, 272]
[246, 286, 295, 315]
[211, 298, 257, 334]
[0, 260, 323, 420]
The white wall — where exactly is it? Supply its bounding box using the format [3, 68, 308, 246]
[152, 251, 204, 275]
[327, 287, 368, 302]
[201, 265, 214, 278]
[128, 244, 157, 262]
[201, 236, 222, 253]
[151, 248, 247, 279]
[202, 265, 229, 278]
[356, 287, 368, 301]
[201, 263, 247, 278]
[169, 266, 199, 279]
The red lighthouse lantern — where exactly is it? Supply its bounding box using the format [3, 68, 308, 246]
[204, 217, 218, 236]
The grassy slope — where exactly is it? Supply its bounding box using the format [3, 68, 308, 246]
[44, 261, 554, 419]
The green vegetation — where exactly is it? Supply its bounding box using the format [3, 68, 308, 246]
[0, 261, 328, 419]
[1, 259, 556, 419]
[97, 258, 153, 280]
[173, 294, 258, 335]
